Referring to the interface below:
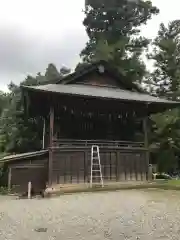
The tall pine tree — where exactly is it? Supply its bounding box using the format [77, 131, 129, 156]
[149, 20, 180, 172]
[81, 0, 159, 84]
[148, 20, 180, 100]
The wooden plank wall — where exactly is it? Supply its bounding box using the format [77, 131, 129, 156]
[52, 148, 148, 184]
[11, 166, 47, 193]
[9, 156, 48, 193]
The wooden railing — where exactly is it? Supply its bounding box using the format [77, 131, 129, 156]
[52, 138, 145, 149]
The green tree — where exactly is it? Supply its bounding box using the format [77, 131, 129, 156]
[147, 20, 180, 99]
[45, 64, 70, 82]
[75, 62, 90, 72]
[0, 63, 71, 154]
[0, 91, 8, 116]
[148, 20, 180, 172]
[81, 0, 159, 83]
[0, 81, 43, 153]
[45, 63, 60, 82]
[60, 66, 71, 76]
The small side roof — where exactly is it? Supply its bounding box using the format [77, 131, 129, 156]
[0, 150, 48, 163]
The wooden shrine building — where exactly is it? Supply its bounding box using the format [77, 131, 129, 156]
[22, 61, 180, 186]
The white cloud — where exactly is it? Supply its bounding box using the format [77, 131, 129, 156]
[0, 0, 87, 89]
[142, 0, 180, 38]
[0, 0, 180, 90]
[0, 0, 85, 35]
[141, 0, 180, 70]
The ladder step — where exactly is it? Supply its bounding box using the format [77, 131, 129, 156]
[90, 145, 104, 188]
[91, 176, 103, 178]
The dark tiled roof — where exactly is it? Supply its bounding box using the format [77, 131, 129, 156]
[57, 60, 143, 92]
[22, 84, 179, 105]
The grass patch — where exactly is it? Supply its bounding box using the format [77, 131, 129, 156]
[44, 183, 162, 198]
[45, 181, 180, 198]
[0, 186, 10, 195]
[166, 179, 180, 186]
[151, 179, 180, 191]
[154, 179, 180, 186]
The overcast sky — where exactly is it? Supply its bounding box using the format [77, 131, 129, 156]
[0, 0, 180, 91]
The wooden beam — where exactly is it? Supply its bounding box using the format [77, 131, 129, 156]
[143, 117, 149, 150]
[143, 117, 150, 179]
[42, 118, 46, 149]
[8, 167, 12, 191]
[48, 106, 54, 186]
[49, 106, 54, 147]
[11, 165, 45, 169]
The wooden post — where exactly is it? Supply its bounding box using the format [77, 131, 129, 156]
[28, 181, 32, 199]
[48, 106, 54, 186]
[8, 167, 12, 191]
[42, 118, 46, 149]
[143, 117, 151, 180]
[143, 117, 148, 152]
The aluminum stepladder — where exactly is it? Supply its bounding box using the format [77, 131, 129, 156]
[90, 145, 104, 188]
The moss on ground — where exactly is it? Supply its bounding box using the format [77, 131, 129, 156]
[45, 181, 180, 197]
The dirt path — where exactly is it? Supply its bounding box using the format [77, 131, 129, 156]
[0, 190, 179, 239]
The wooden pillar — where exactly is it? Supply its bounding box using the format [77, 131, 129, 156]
[8, 167, 12, 191]
[48, 106, 54, 186]
[143, 117, 151, 180]
[42, 118, 46, 149]
[143, 117, 148, 151]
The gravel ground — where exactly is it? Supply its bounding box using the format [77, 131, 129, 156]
[0, 190, 180, 239]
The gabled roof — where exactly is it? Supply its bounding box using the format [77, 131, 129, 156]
[21, 61, 180, 114]
[57, 60, 143, 92]
[22, 83, 179, 106]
